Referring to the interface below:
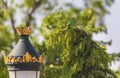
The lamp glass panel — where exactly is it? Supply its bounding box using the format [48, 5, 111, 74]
[37, 71, 40, 78]
[16, 71, 39, 78]
[9, 71, 15, 78]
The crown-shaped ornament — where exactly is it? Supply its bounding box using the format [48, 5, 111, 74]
[16, 27, 32, 35]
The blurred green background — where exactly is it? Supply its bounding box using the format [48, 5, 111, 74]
[0, 0, 120, 78]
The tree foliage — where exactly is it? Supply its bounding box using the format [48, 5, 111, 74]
[43, 28, 117, 78]
[40, 7, 117, 78]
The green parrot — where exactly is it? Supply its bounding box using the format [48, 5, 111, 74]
[66, 17, 75, 29]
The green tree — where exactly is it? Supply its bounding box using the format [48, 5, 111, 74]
[40, 8, 117, 78]
[0, 0, 118, 78]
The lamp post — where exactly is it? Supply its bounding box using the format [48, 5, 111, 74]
[4, 27, 43, 78]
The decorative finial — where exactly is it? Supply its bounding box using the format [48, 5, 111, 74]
[16, 27, 32, 35]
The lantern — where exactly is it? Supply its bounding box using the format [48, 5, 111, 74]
[4, 27, 43, 78]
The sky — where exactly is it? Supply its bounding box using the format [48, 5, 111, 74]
[105, 0, 120, 70]
[94, 0, 120, 70]
[106, 1, 120, 53]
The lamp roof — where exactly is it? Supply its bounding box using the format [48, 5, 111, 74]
[8, 27, 39, 58]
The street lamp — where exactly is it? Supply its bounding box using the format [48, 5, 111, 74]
[4, 27, 43, 78]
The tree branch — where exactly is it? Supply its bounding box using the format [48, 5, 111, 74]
[2, 0, 17, 41]
[26, 0, 42, 26]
